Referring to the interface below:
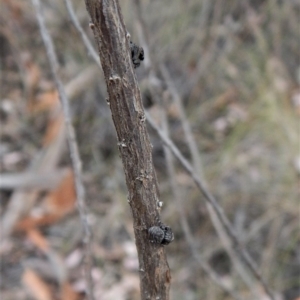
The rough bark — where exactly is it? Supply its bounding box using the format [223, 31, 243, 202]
[83, 1, 171, 299]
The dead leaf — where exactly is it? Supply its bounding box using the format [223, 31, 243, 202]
[25, 60, 41, 94]
[26, 228, 49, 252]
[15, 170, 76, 231]
[22, 268, 53, 300]
[30, 89, 59, 113]
[15, 214, 61, 232]
[61, 282, 81, 300]
[43, 112, 64, 146]
[20, 53, 41, 103]
[45, 169, 76, 216]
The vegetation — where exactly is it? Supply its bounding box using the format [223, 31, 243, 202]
[0, 0, 299, 299]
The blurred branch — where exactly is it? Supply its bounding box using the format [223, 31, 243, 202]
[31, 0, 94, 299]
[145, 111, 275, 300]
[64, 0, 100, 68]
[160, 65, 205, 180]
[159, 93, 242, 300]
[0, 169, 68, 190]
[83, 1, 171, 299]
[159, 65, 259, 297]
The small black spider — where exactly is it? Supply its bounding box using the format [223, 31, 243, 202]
[130, 41, 144, 68]
[148, 221, 174, 245]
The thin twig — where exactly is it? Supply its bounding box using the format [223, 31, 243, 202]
[161, 66, 272, 299]
[158, 94, 242, 300]
[145, 111, 275, 300]
[31, 1, 94, 299]
[64, 0, 100, 68]
[160, 65, 259, 297]
[160, 65, 205, 178]
[0, 169, 67, 190]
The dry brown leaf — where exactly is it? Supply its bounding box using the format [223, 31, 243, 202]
[61, 282, 81, 300]
[20, 53, 41, 104]
[15, 170, 76, 231]
[25, 60, 41, 94]
[45, 169, 76, 216]
[15, 214, 61, 232]
[26, 228, 49, 252]
[43, 112, 64, 146]
[22, 268, 53, 300]
[30, 89, 59, 113]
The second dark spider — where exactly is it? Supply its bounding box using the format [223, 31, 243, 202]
[130, 41, 144, 68]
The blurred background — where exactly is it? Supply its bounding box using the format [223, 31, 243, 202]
[0, 0, 299, 299]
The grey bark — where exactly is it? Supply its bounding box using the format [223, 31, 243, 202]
[83, 1, 171, 299]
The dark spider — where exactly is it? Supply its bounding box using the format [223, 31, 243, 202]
[148, 221, 174, 245]
[130, 41, 144, 68]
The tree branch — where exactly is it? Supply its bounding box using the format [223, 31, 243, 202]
[31, 0, 94, 299]
[83, 1, 172, 299]
[64, 0, 101, 68]
[145, 111, 275, 300]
